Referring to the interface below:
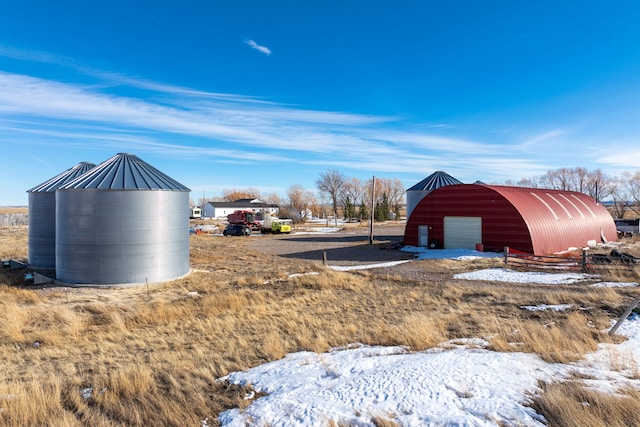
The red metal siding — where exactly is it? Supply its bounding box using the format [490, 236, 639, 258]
[405, 184, 617, 255]
[490, 186, 617, 254]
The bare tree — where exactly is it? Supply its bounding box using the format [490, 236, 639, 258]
[387, 178, 405, 219]
[366, 177, 403, 221]
[574, 167, 590, 193]
[287, 184, 317, 223]
[609, 178, 628, 219]
[316, 170, 346, 225]
[540, 167, 573, 190]
[516, 176, 541, 188]
[515, 167, 614, 201]
[342, 177, 371, 220]
[262, 192, 283, 205]
[620, 171, 640, 216]
[585, 169, 614, 201]
[197, 196, 210, 207]
[221, 188, 262, 202]
[343, 178, 362, 201]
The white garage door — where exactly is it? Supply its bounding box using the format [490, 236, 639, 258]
[443, 216, 482, 249]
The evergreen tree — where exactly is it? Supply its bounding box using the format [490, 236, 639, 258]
[359, 200, 368, 221]
[374, 193, 390, 222]
[344, 197, 356, 220]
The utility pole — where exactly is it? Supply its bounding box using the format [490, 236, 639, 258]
[369, 175, 375, 244]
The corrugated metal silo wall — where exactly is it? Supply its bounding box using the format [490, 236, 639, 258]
[28, 192, 56, 268]
[405, 190, 429, 220]
[56, 189, 189, 285]
[404, 185, 535, 252]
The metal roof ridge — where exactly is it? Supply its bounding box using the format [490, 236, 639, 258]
[407, 171, 462, 191]
[59, 153, 190, 191]
[27, 162, 97, 193]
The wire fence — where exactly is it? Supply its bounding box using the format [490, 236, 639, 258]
[0, 213, 28, 227]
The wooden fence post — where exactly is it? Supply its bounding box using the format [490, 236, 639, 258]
[322, 251, 327, 266]
[609, 298, 640, 336]
[582, 248, 587, 273]
[503, 247, 509, 266]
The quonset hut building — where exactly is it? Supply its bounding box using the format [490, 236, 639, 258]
[404, 184, 617, 255]
[27, 153, 191, 285]
[27, 162, 96, 269]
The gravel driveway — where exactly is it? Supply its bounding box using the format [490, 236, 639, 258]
[249, 223, 415, 266]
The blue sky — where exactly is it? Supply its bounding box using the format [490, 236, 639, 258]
[1, 1, 640, 206]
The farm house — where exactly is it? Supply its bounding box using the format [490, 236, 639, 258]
[404, 184, 617, 255]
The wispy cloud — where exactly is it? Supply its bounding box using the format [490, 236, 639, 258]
[519, 128, 571, 148]
[0, 57, 589, 187]
[0, 44, 73, 66]
[599, 150, 640, 169]
[0, 71, 392, 152]
[245, 39, 272, 56]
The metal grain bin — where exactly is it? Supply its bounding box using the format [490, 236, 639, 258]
[27, 162, 96, 269]
[406, 171, 462, 220]
[55, 153, 190, 285]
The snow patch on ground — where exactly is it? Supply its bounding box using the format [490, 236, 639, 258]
[402, 246, 502, 260]
[219, 316, 640, 427]
[591, 281, 639, 288]
[454, 268, 593, 284]
[217, 245, 640, 426]
[521, 304, 573, 312]
[329, 260, 411, 271]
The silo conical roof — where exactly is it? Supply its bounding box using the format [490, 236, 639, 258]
[407, 171, 462, 191]
[60, 153, 190, 191]
[27, 162, 96, 193]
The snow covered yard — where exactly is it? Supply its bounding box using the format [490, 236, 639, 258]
[218, 249, 640, 426]
[219, 313, 640, 426]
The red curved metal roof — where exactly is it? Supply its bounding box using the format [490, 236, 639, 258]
[405, 184, 617, 254]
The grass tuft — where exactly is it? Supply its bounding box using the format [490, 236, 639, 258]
[490, 312, 606, 363]
[532, 381, 640, 427]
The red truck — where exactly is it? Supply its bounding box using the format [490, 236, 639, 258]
[227, 210, 263, 231]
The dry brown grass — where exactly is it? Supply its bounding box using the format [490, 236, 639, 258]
[532, 381, 640, 427]
[1, 225, 640, 425]
[489, 312, 608, 363]
[0, 226, 28, 261]
[0, 207, 27, 214]
[371, 415, 401, 427]
[588, 263, 640, 283]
